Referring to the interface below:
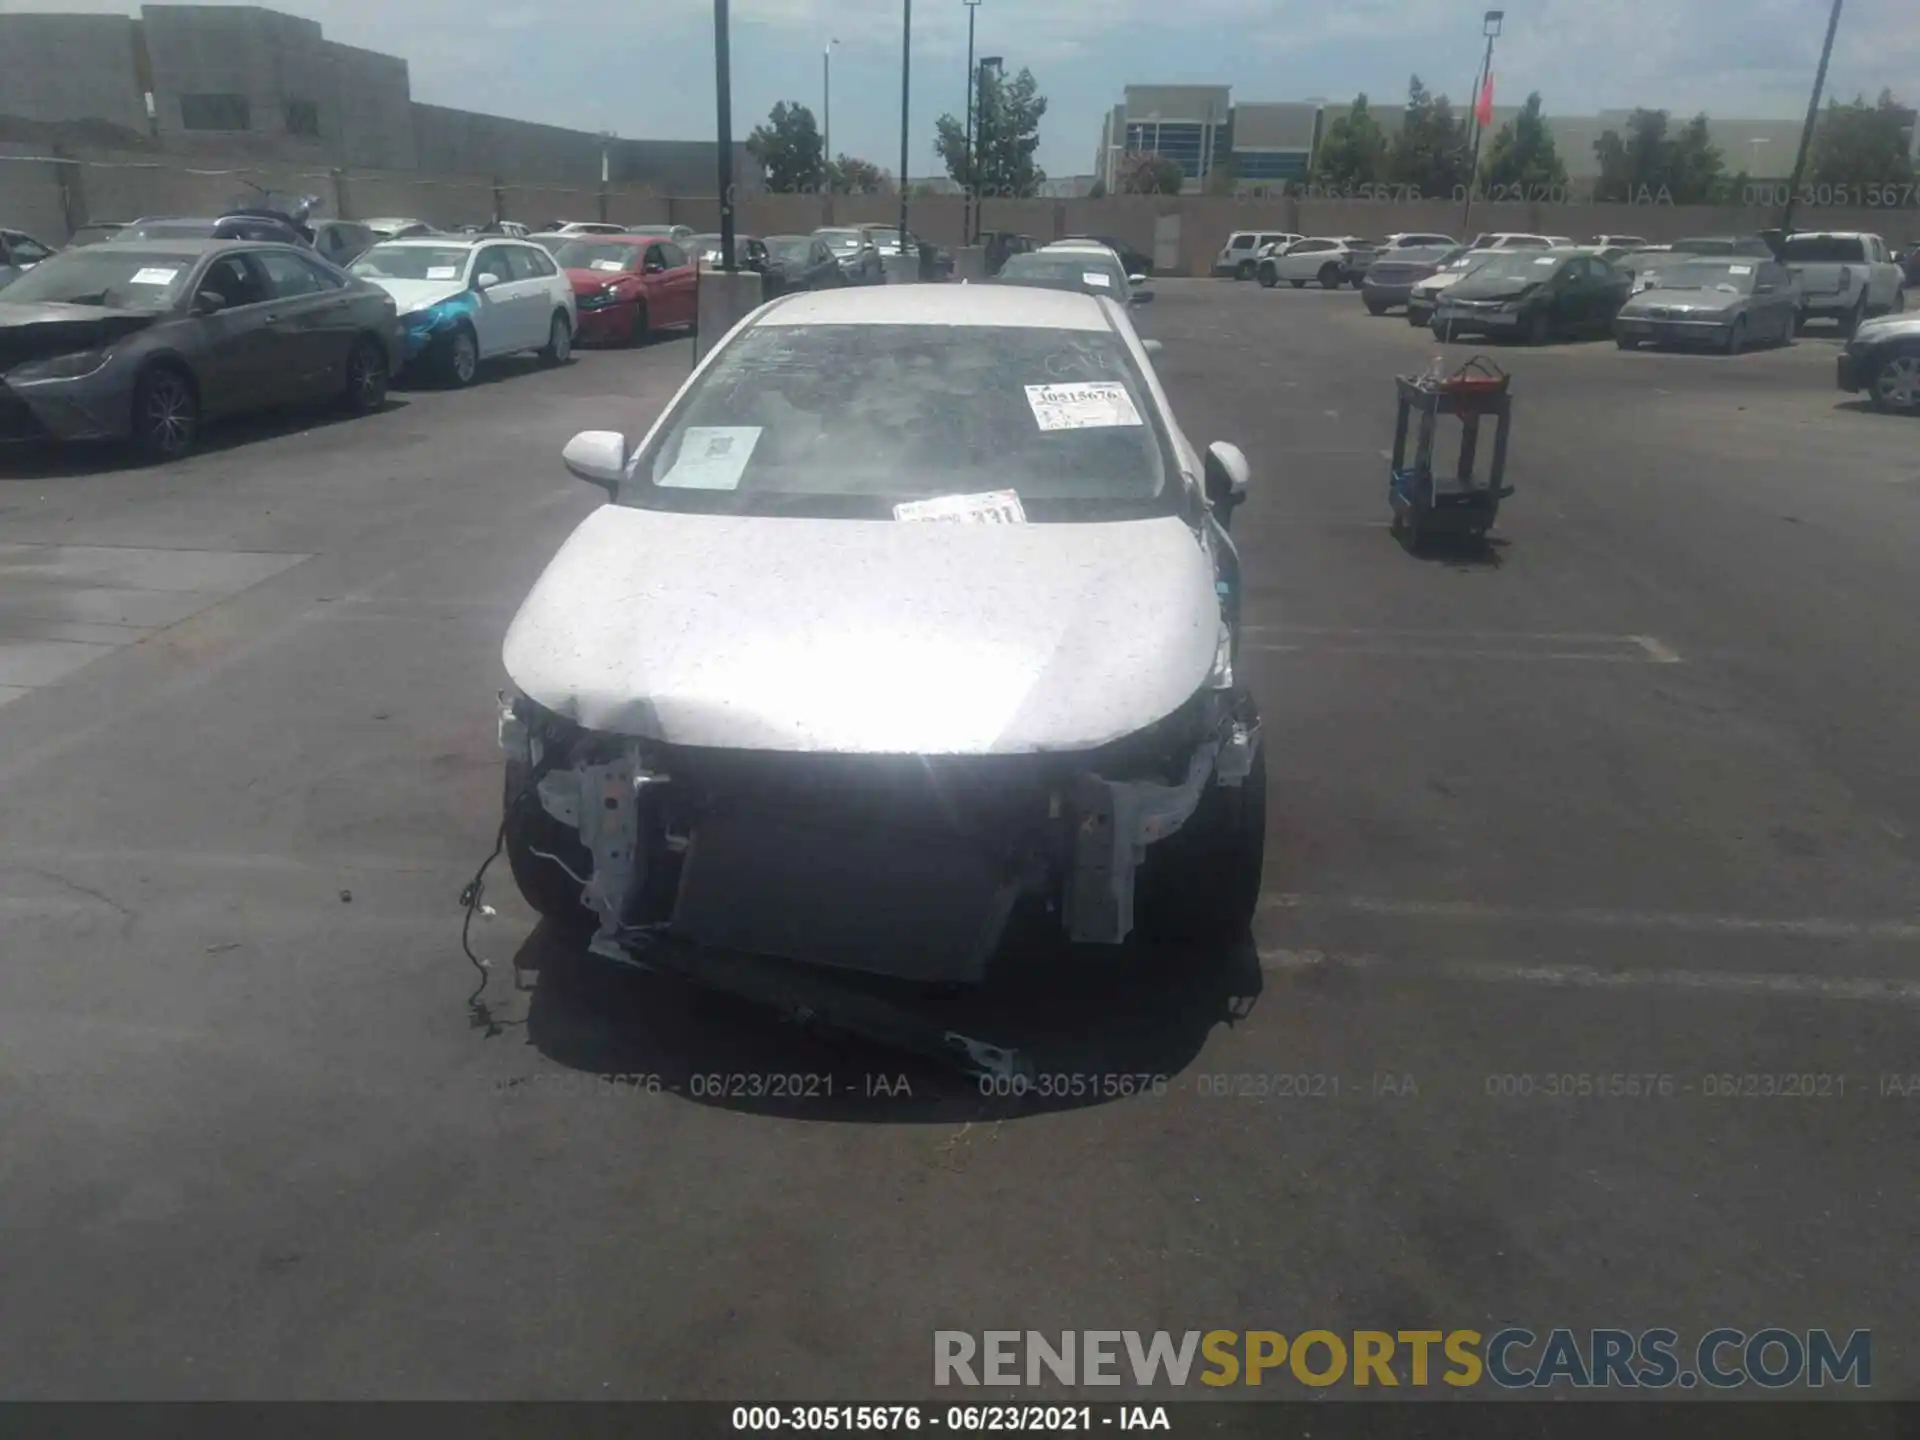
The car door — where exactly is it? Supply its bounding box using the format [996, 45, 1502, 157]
[656, 241, 697, 320]
[1751, 261, 1793, 336]
[502, 244, 561, 344]
[188, 250, 281, 414]
[518, 241, 574, 333]
[468, 244, 524, 354]
[1551, 257, 1595, 331]
[251, 248, 352, 396]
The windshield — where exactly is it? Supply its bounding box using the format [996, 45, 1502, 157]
[0, 247, 197, 309]
[1672, 238, 1738, 255]
[1377, 246, 1453, 266]
[629, 323, 1173, 522]
[997, 255, 1128, 295]
[818, 230, 863, 250]
[1459, 251, 1564, 283]
[865, 229, 903, 247]
[1782, 235, 1868, 264]
[1649, 260, 1760, 292]
[766, 238, 814, 264]
[350, 244, 475, 281]
[553, 240, 641, 272]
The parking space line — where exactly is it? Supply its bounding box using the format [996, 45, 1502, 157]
[1258, 947, 1920, 1004]
[1261, 892, 1920, 942]
[1243, 626, 1683, 664]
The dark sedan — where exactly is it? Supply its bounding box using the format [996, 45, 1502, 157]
[1432, 249, 1631, 345]
[813, 227, 884, 285]
[689, 233, 773, 273]
[762, 235, 847, 295]
[1361, 244, 1467, 315]
[0, 239, 402, 461]
[124, 213, 315, 248]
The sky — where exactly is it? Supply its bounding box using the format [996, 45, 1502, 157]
[11, 0, 1920, 177]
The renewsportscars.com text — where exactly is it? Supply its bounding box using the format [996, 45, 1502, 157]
[933, 1329, 1871, 1390]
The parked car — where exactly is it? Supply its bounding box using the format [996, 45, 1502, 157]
[1836, 311, 1920, 414]
[1361, 244, 1467, 315]
[1614, 256, 1799, 353]
[311, 219, 377, 268]
[1778, 231, 1906, 336]
[1406, 249, 1495, 326]
[1898, 242, 1920, 289]
[623, 224, 699, 245]
[63, 222, 130, 249]
[1382, 232, 1458, 251]
[498, 284, 1264, 1020]
[0, 239, 400, 460]
[1432, 249, 1632, 345]
[1620, 246, 1685, 292]
[124, 213, 314, 248]
[1257, 236, 1366, 290]
[551, 234, 696, 346]
[1468, 232, 1556, 251]
[1591, 234, 1650, 248]
[1061, 233, 1154, 276]
[993, 249, 1150, 306]
[0, 228, 56, 289]
[1215, 230, 1303, 279]
[548, 221, 630, 237]
[526, 233, 568, 255]
[689, 232, 773, 274]
[348, 235, 576, 385]
[982, 230, 1039, 276]
[1667, 235, 1777, 258]
[361, 218, 436, 241]
[859, 225, 951, 278]
[814, 227, 884, 284]
[762, 234, 847, 295]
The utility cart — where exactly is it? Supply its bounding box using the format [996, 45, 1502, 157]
[1388, 357, 1514, 551]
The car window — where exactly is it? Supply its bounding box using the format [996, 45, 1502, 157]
[659, 241, 687, 268]
[630, 322, 1176, 523]
[1782, 235, 1868, 264]
[0, 246, 202, 309]
[643, 244, 667, 271]
[524, 245, 558, 276]
[473, 246, 515, 283]
[500, 246, 543, 281]
[252, 249, 330, 297]
[7, 233, 53, 264]
[203, 252, 271, 307]
[1228, 233, 1254, 248]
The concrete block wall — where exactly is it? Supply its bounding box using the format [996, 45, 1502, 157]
[0, 14, 150, 134]
[0, 152, 73, 244]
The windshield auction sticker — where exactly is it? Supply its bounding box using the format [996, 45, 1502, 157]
[1024, 382, 1144, 432]
[893, 490, 1028, 524]
[659, 427, 760, 490]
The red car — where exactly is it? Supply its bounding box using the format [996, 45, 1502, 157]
[553, 234, 697, 345]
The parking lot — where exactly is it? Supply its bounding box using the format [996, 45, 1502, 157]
[2, 278, 1918, 1398]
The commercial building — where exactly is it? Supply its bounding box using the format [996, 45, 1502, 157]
[0, 3, 751, 191]
[1095, 86, 1859, 191]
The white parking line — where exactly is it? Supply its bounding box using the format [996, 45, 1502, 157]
[1258, 947, 1920, 1004]
[1262, 892, 1920, 942]
[1243, 627, 1683, 664]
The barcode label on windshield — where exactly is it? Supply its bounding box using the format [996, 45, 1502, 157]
[1024, 382, 1144, 432]
[893, 490, 1028, 524]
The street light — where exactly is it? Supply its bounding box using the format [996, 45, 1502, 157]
[1749, 135, 1769, 177]
[823, 38, 840, 195]
[963, 0, 981, 246]
[715, 0, 735, 273]
[975, 55, 1002, 242]
[898, 0, 912, 265]
[1460, 9, 1504, 236]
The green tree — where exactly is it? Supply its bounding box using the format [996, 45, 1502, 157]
[745, 101, 824, 193]
[1312, 93, 1388, 188]
[1205, 154, 1241, 195]
[1592, 108, 1721, 203]
[933, 67, 1048, 199]
[1088, 176, 1108, 199]
[1120, 152, 1184, 195]
[1479, 91, 1568, 191]
[1666, 114, 1724, 204]
[828, 155, 890, 194]
[1810, 88, 1917, 188]
[1386, 75, 1470, 197]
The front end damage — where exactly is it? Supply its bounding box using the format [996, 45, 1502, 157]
[496, 652, 1261, 1076]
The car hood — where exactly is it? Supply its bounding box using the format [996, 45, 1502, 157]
[1624, 286, 1742, 313]
[1852, 312, 1920, 344]
[365, 278, 467, 314]
[1413, 271, 1470, 294]
[565, 267, 635, 295]
[502, 506, 1221, 755]
[1444, 277, 1542, 302]
[0, 302, 162, 367]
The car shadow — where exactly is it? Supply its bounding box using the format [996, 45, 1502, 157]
[511, 918, 1266, 1125]
[0, 396, 410, 479]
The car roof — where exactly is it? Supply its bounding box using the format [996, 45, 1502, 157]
[367, 235, 519, 249]
[1784, 230, 1873, 239]
[75, 237, 265, 256]
[755, 283, 1113, 332]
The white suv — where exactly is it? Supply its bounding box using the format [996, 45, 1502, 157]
[1215, 230, 1303, 279]
[1779, 232, 1906, 334]
[1257, 237, 1367, 290]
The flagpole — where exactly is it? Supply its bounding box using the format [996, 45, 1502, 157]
[1460, 10, 1503, 239]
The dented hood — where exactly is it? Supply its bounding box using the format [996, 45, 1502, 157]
[0, 302, 160, 368]
[502, 506, 1221, 755]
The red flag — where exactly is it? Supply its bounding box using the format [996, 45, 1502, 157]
[1475, 71, 1495, 128]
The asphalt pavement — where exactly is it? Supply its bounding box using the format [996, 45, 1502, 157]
[0, 284, 1916, 1400]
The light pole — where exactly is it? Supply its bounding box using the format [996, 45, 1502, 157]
[963, 0, 981, 246]
[975, 56, 1002, 242]
[1459, 9, 1504, 239]
[898, 0, 912, 265]
[1781, 0, 1843, 237]
[823, 39, 839, 195]
[715, 0, 735, 274]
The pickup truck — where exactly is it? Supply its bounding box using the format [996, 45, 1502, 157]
[1779, 231, 1906, 335]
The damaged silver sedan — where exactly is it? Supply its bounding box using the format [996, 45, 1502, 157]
[496, 284, 1264, 1046]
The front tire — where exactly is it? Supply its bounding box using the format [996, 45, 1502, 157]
[1365, 296, 1387, 316]
[1257, 266, 1276, 289]
[1136, 709, 1267, 945]
[627, 299, 650, 347]
[1318, 263, 1341, 290]
[1869, 349, 1920, 414]
[503, 767, 595, 933]
[130, 364, 198, 463]
[539, 312, 572, 365]
[1723, 315, 1747, 356]
[441, 323, 479, 387]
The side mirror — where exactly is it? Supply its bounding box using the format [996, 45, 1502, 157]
[193, 289, 227, 315]
[475, 272, 500, 289]
[562, 429, 627, 495]
[644, 260, 666, 274]
[1203, 441, 1250, 523]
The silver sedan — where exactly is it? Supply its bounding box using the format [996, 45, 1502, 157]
[1613, 257, 1800, 354]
